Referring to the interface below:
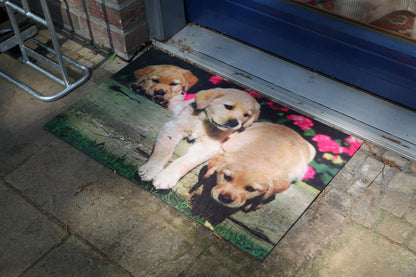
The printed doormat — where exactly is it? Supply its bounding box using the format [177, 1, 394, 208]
[44, 47, 362, 260]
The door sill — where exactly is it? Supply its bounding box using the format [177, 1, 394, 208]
[153, 24, 416, 161]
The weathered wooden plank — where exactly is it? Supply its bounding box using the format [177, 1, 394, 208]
[229, 181, 319, 244]
[59, 78, 190, 165]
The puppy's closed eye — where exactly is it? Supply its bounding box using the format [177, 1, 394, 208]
[245, 185, 256, 192]
[223, 174, 233, 182]
[224, 104, 234, 110]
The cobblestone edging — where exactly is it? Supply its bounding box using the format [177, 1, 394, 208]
[319, 142, 416, 253]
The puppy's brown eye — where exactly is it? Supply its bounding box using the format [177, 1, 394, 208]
[245, 186, 256, 192]
[224, 174, 233, 182]
[224, 104, 233, 110]
[243, 113, 249, 117]
[152, 78, 159, 83]
[169, 82, 178, 86]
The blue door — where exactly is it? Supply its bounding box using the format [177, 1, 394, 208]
[185, 0, 416, 110]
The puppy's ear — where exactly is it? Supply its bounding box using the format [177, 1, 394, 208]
[262, 178, 290, 200]
[134, 66, 155, 83]
[204, 154, 226, 178]
[251, 183, 268, 194]
[183, 70, 199, 90]
[194, 89, 225, 110]
[242, 101, 261, 128]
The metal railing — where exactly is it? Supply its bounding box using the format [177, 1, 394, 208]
[0, 0, 89, 101]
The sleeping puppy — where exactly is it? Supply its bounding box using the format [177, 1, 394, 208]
[138, 88, 261, 189]
[204, 122, 316, 210]
[132, 65, 199, 115]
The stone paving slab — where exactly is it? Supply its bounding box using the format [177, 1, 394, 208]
[4, 139, 212, 276]
[257, 202, 353, 276]
[0, 66, 103, 176]
[316, 226, 416, 277]
[21, 236, 131, 277]
[0, 181, 65, 277]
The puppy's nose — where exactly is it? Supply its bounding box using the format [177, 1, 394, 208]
[224, 119, 239, 128]
[218, 193, 233, 204]
[154, 90, 166, 96]
[152, 95, 168, 107]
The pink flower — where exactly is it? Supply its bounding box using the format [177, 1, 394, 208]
[246, 89, 262, 99]
[312, 134, 343, 154]
[266, 101, 289, 111]
[209, 76, 228, 84]
[302, 165, 316, 180]
[287, 114, 314, 130]
[342, 136, 363, 156]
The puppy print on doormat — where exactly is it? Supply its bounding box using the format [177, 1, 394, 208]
[138, 88, 261, 189]
[130, 64, 198, 115]
[46, 47, 363, 260]
[204, 122, 316, 211]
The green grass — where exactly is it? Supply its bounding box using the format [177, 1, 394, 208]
[44, 116, 137, 180]
[213, 224, 271, 260]
[44, 115, 271, 260]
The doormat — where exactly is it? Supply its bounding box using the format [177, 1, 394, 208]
[44, 47, 362, 260]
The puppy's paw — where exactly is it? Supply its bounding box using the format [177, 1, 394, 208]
[152, 169, 181, 189]
[138, 162, 163, 181]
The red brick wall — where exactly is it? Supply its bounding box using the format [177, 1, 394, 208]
[42, 0, 148, 60]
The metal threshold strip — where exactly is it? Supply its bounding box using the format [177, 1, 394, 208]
[154, 24, 416, 160]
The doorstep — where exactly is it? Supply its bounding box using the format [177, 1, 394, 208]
[153, 24, 416, 160]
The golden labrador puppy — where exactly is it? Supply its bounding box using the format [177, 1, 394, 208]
[204, 122, 316, 210]
[132, 65, 199, 115]
[138, 88, 261, 189]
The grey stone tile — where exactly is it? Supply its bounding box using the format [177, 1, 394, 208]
[0, 86, 15, 106]
[346, 179, 379, 203]
[114, 218, 203, 277]
[182, 242, 260, 277]
[407, 208, 416, 226]
[408, 236, 416, 252]
[259, 203, 353, 276]
[349, 198, 381, 229]
[359, 156, 385, 185]
[21, 236, 130, 277]
[326, 168, 354, 191]
[315, 227, 416, 276]
[5, 140, 207, 275]
[342, 149, 367, 173]
[379, 191, 411, 217]
[101, 58, 129, 74]
[377, 215, 414, 244]
[389, 172, 416, 195]
[0, 182, 65, 277]
[382, 151, 409, 168]
[321, 189, 352, 215]
[360, 142, 383, 156]
[0, 75, 97, 176]
[410, 162, 416, 173]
